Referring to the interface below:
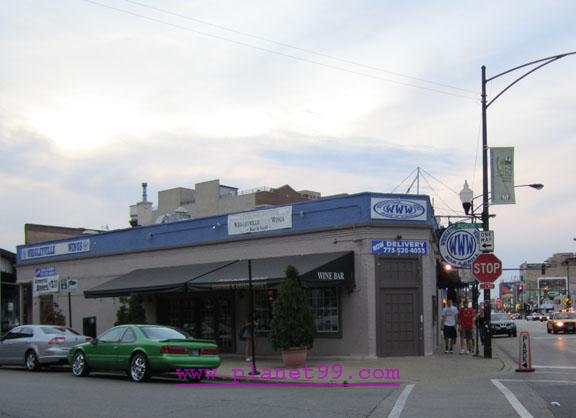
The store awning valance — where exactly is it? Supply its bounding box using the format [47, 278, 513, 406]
[83, 261, 236, 299]
[84, 252, 354, 299]
[190, 252, 354, 290]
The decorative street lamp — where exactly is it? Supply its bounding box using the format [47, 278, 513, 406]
[479, 51, 574, 358]
[459, 180, 543, 357]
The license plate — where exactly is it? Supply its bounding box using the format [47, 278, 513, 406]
[189, 349, 199, 356]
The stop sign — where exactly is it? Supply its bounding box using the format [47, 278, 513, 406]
[472, 253, 502, 282]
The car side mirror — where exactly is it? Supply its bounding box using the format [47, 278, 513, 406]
[91, 338, 98, 345]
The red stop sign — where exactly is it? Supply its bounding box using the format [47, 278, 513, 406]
[472, 253, 502, 282]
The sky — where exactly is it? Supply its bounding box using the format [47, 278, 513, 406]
[1, 0, 575, 282]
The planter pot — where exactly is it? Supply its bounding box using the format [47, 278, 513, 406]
[281, 347, 307, 368]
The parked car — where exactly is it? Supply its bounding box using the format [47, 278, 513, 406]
[68, 324, 221, 382]
[0, 325, 91, 370]
[547, 311, 576, 334]
[490, 313, 517, 337]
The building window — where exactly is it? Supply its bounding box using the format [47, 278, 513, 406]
[254, 289, 276, 333]
[309, 288, 340, 334]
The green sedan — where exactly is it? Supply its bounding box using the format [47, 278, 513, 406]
[68, 324, 221, 382]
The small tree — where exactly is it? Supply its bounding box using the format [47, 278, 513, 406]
[270, 266, 315, 350]
[43, 302, 66, 326]
[114, 294, 147, 325]
[114, 297, 130, 326]
[127, 294, 147, 324]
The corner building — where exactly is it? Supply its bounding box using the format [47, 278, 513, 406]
[17, 192, 442, 357]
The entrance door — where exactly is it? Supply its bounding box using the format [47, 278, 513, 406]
[377, 288, 421, 356]
[376, 257, 423, 357]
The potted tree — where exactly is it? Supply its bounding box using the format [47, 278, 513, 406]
[270, 265, 315, 368]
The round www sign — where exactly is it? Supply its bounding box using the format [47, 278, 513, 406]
[439, 224, 481, 268]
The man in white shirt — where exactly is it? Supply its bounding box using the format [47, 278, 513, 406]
[441, 299, 459, 353]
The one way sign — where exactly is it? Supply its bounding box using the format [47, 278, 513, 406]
[480, 230, 494, 252]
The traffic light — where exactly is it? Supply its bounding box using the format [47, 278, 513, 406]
[517, 284, 523, 293]
[544, 285, 549, 295]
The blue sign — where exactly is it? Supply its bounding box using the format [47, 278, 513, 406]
[371, 240, 428, 255]
[439, 224, 481, 268]
[34, 267, 57, 278]
[21, 239, 90, 261]
[371, 198, 427, 221]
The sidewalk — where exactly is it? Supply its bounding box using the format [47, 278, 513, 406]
[211, 347, 512, 385]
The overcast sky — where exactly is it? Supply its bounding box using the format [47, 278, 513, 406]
[1, 0, 575, 281]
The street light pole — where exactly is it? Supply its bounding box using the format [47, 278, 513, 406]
[479, 51, 575, 359]
[480, 65, 493, 359]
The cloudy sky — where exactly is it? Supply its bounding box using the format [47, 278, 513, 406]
[1, 0, 575, 280]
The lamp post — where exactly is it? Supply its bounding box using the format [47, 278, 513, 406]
[479, 51, 574, 358]
[459, 180, 543, 358]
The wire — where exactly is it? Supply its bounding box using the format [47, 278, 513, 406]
[80, 0, 478, 101]
[420, 168, 460, 195]
[420, 173, 460, 214]
[121, 0, 477, 95]
[390, 168, 418, 193]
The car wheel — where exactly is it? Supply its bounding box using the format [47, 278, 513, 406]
[547, 328, 551, 334]
[512, 331, 517, 337]
[72, 351, 90, 377]
[553, 329, 558, 334]
[25, 350, 40, 371]
[129, 353, 151, 382]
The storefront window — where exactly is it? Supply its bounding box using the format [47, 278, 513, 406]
[309, 288, 340, 333]
[254, 289, 275, 333]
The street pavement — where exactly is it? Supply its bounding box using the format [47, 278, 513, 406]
[2, 319, 575, 417]
[214, 348, 509, 385]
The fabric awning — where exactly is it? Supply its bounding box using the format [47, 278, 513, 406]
[83, 261, 237, 298]
[190, 252, 354, 290]
[84, 252, 354, 298]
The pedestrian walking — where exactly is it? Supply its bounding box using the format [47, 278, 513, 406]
[477, 303, 486, 345]
[459, 299, 475, 354]
[441, 299, 458, 353]
[239, 319, 256, 361]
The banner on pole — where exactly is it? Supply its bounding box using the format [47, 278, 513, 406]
[490, 147, 515, 205]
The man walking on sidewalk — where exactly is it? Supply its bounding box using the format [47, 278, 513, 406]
[442, 299, 458, 353]
[459, 299, 476, 354]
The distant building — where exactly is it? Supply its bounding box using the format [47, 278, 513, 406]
[519, 252, 576, 310]
[24, 224, 100, 245]
[129, 179, 321, 227]
[1, 249, 18, 331]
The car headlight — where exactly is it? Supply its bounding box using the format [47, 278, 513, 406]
[556, 322, 564, 327]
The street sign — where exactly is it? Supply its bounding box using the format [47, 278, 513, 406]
[472, 253, 502, 282]
[479, 230, 494, 252]
[479, 282, 495, 289]
[439, 223, 481, 268]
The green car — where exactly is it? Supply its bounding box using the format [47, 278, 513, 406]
[68, 324, 221, 382]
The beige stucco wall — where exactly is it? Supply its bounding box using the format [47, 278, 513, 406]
[17, 224, 439, 357]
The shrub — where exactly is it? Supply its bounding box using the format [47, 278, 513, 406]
[270, 265, 315, 350]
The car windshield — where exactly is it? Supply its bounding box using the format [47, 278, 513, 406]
[491, 313, 509, 321]
[556, 313, 576, 319]
[139, 326, 190, 340]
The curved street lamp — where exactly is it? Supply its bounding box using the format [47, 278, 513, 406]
[478, 51, 574, 359]
[459, 181, 544, 216]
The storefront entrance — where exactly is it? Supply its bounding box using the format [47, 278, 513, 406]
[156, 293, 235, 352]
[376, 257, 423, 356]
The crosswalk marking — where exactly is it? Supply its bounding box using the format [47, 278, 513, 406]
[387, 384, 415, 418]
[491, 379, 533, 418]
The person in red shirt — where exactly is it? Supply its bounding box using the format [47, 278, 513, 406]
[459, 299, 476, 354]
